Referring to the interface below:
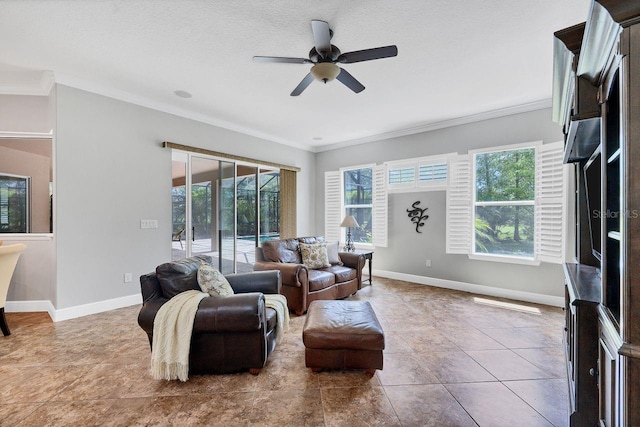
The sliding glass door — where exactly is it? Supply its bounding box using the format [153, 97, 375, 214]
[171, 152, 236, 273]
[190, 156, 217, 258]
[237, 165, 257, 272]
[259, 168, 280, 241]
[236, 166, 280, 272]
[218, 161, 236, 275]
[171, 153, 187, 260]
[170, 150, 280, 274]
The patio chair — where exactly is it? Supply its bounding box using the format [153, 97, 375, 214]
[172, 228, 185, 249]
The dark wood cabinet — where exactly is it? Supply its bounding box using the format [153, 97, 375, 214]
[564, 264, 600, 426]
[553, 2, 640, 426]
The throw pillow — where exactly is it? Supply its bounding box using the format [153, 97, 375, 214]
[326, 241, 343, 265]
[197, 263, 234, 297]
[299, 242, 331, 269]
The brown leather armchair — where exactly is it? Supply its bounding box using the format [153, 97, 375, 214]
[138, 255, 281, 375]
[253, 237, 365, 315]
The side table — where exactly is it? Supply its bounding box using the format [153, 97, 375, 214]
[352, 250, 373, 285]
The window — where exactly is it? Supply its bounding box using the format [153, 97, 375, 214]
[386, 154, 452, 192]
[446, 141, 566, 264]
[325, 164, 387, 248]
[388, 164, 415, 185]
[419, 163, 447, 185]
[0, 174, 30, 233]
[474, 147, 535, 258]
[343, 167, 373, 244]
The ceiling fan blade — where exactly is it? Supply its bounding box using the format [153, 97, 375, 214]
[253, 56, 311, 64]
[290, 73, 315, 96]
[338, 45, 398, 63]
[311, 20, 332, 57]
[336, 68, 365, 93]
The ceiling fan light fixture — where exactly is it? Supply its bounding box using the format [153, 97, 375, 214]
[310, 62, 340, 83]
[254, 19, 397, 95]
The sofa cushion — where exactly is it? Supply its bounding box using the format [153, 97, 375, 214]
[156, 255, 213, 299]
[298, 236, 324, 244]
[197, 263, 234, 297]
[326, 241, 343, 265]
[321, 265, 356, 283]
[299, 242, 331, 269]
[261, 238, 301, 264]
[308, 270, 336, 292]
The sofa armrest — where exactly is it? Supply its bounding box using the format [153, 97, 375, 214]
[253, 261, 308, 288]
[339, 252, 365, 270]
[194, 292, 265, 333]
[137, 299, 168, 334]
[227, 270, 281, 295]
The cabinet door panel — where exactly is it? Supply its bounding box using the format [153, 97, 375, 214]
[599, 337, 617, 427]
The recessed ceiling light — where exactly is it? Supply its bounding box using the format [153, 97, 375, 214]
[312, 137, 323, 141]
[173, 90, 192, 99]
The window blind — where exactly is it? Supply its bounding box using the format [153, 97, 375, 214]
[535, 141, 566, 263]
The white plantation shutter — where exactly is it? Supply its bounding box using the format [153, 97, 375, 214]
[446, 154, 472, 254]
[535, 141, 566, 263]
[372, 164, 388, 247]
[324, 171, 342, 243]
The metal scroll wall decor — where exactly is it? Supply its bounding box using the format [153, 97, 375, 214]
[407, 201, 429, 233]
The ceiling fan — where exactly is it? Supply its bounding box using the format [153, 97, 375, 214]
[253, 20, 398, 96]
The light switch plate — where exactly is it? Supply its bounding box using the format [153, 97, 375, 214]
[140, 219, 158, 229]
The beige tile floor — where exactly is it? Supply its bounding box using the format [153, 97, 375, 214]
[0, 277, 568, 426]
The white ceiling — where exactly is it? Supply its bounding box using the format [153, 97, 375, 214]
[0, 0, 590, 152]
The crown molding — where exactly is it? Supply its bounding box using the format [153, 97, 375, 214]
[52, 75, 552, 154]
[312, 99, 553, 153]
[20, 70, 552, 154]
[53, 74, 314, 152]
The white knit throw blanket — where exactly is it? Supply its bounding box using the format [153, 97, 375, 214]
[264, 294, 289, 341]
[151, 290, 208, 382]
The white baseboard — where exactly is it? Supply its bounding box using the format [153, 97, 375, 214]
[5, 294, 143, 322]
[5, 300, 57, 320]
[5, 271, 563, 322]
[53, 294, 143, 322]
[371, 269, 564, 307]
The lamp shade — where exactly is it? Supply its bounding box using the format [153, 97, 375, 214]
[340, 215, 360, 228]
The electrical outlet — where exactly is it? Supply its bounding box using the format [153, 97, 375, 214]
[425, 259, 431, 267]
[124, 273, 133, 283]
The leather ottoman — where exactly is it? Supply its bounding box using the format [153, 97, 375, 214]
[302, 300, 384, 376]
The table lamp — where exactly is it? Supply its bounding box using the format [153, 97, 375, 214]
[340, 215, 359, 252]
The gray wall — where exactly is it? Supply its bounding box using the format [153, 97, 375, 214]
[315, 108, 567, 298]
[0, 94, 54, 133]
[55, 85, 315, 309]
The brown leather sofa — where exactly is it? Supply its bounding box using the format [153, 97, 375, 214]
[253, 236, 365, 315]
[138, 255, 281, 375]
